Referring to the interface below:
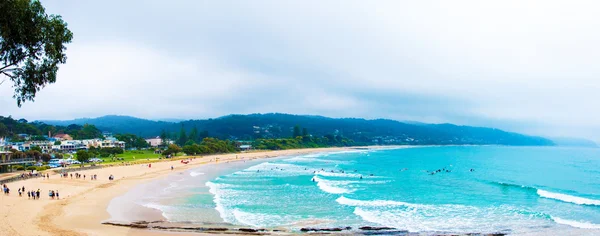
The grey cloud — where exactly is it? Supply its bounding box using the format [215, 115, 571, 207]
[1, 0, 600, 141]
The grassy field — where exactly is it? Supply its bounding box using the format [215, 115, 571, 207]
[97, 149, 186, 164]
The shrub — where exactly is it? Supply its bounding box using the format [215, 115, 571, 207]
[36, 166, 50, 171]
[26, 166, 37, 171]
[13, 165, 24, 171]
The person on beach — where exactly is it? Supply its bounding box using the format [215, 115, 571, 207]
[27, 191, 30, 199]
[36, 189, 40, 199]
[18, 189, 21, 197]
[22, 186, 25, 192]
[84, 175, 86, 180]
[47, 173, 49, 179]
[171, 166, 173, 170]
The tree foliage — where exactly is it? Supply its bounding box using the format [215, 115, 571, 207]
[41, 153, 51, 162]
[177, 125, 187, 146]
[181, 137, 239, 156]
[115, 133, 148, 149]
[0, 116, 102, 140]
[162, 143, 182, 156]
[0, 0, 73, 106]
[75, 150, 90, 163]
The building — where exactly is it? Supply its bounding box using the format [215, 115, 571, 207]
[145, 136, 173, 147]
[0, 146, 34, 173]
[54, 134, 73, 141]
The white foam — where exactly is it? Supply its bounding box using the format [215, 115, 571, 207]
[314, 176, 353, 194]
[190, 171, 204, 177]
[140, 202, 170, 219]
[316, 171, 362, 178]
[336, 196, 419, 207]
[552, 216, 600, 229]
[205, 181, 234, 223]
[232, 209, 299, 228]
[537, 189, 600, 206]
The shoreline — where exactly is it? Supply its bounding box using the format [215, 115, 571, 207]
[0, 146, 374, 236]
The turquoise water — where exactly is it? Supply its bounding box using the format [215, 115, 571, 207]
[147, 146, 600, 234]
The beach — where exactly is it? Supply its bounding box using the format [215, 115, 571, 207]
[0, 147, 349, 236]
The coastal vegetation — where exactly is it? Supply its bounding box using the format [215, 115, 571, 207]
[0, 116, 103, 141]
[41, 114, 556, 146]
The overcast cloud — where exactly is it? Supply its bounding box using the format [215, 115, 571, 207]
[2, 0, 600, 141]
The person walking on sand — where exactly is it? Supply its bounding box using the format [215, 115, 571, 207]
[27, 191, 30, 199]
[36, 189, 40, 199]
[171, 166, 173, 170]
[56, 190, 59, 199]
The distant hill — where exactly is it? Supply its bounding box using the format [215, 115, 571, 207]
[550, 137, 598, 148]
[40, 115, 172, 137]
[38, 114, 555, 146]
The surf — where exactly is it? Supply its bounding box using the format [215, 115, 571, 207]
[537, 189, 600, 206]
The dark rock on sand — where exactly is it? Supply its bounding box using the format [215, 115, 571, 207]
[300, 227, 352, 232]
[359, 226, 396, 231]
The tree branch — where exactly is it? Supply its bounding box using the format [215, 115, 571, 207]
[0, 63, 17, 72]
[1, 71, 15, 79]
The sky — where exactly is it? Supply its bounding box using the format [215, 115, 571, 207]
[1, 0, 600, 141]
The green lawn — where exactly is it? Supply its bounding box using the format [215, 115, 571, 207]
[98, 150, 185, 164]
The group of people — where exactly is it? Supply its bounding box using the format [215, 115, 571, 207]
[19, 171, 41, 179]
[3, 184, 10, 195]
[429, 167, 452, 175]
[27, 188, 41, 199]
[48, 190, 59, 199]
[41, 173, 50, 179]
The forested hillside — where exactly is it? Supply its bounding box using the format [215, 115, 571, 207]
[39, 114, 555, 146]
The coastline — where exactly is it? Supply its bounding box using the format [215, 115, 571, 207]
[0, 146, 368, 236]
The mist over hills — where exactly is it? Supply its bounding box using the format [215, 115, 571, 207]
[39, 114, 561, 146]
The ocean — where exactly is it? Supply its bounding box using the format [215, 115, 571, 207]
[116, 146, 600, 234]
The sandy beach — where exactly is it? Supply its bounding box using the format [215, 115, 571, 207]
[0, 147, 351, 236]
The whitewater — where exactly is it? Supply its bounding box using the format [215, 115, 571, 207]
[143, 146, 600, 234]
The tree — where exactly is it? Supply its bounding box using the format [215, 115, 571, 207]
[159, 129, 168, 147]
[302, 128, 309, 137]
[75, 150, 90, 163]
[30, 145, 42, 152]
[25, 150, 41, 161]
[293, 125, 301, 138]
[0, 0, 73, 106]
[54, 140, 61, 145]
[162, 144, 182, 157]
[41, 153, 51, 162]
[0, 123, 7, 137]
[177, 125, 187, 146]
[189, 126, 198, 143]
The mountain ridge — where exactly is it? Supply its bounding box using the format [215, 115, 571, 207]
[38, 114, 560, 146]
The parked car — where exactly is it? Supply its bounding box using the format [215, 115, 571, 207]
[48, 163, 61, 168]
[89, 158, 104, 163]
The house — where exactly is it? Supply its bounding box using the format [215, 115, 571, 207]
[145, 136, 172, 147]
[54, 134, 73, 141]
